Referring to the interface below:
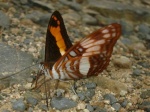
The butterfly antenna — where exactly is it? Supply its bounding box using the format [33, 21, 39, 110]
[0, 63, 39, 80]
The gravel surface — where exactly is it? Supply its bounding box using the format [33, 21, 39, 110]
[0, 0, 150, 111]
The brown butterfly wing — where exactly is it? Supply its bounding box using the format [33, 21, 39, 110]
[45, 11, 72, 65]
[51, 23, 121, 79]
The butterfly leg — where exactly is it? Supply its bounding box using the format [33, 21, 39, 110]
[71, 80, 77, 95]
[44, 75, 49, 108]
[58, 79, 78, 95]
[54, 79, 59, 89]
[31, 71, 41, 89]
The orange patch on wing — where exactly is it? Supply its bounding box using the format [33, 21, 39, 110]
[49, 23, 66, 55]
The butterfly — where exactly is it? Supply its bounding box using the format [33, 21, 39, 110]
[37, 11, 121, 84]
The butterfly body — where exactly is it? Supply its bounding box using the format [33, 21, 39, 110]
[39, 11, 121, 81]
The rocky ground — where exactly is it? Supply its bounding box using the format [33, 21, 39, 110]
[0, 0, 150, 112]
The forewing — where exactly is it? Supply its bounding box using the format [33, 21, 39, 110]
[45, 11, 72, 64]
[52, 23, 121, 79]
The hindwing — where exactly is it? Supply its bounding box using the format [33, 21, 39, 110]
[51, 23, 121, 79]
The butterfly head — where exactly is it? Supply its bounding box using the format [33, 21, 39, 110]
[40, 61, 57, 69]
[39, 61, 57, 79]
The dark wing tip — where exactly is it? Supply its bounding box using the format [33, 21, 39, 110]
[52, 10, 61, 16]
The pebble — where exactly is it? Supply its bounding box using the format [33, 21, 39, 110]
[37, 14, 52, 27]
[83, 109, 90, 112]
[132, 43, 146, 51]
[34, 31, 43, 38]
[23, 38, 31, 45]
[138, 32, 150, 41]
[0, 10, 10, 28]
[85, 89, 95, 101]
[63, 12, 81, 22]
[82, 14, 98, 25]
[113, 56, 131, 68]
[112, 103, 121, 111]
[28, 47, 37, 53]
[51, 97, 77, 110]
[24, 91, 42, 102]
[28, 107, 34, 112]
[120, 90, 128, 96]
[77, 102, 86, 110]
[24, 83, 33, 89]
[121, 37, 132, 45]
[0, 43, 34, 89]
[59, 0, 82, 11]
[94, 107, 107, 112]
[93, 76, 127, 95]
[137, 61, 150, 68]
[25, 28, 32, 34]
[29, 0, 54, 10]
[26, 97, 38, 106]
[20, 0, 28, 5]
[142, 0, 150, 5]
[0, 94, 4, 100]
[0, 2, 10, 9]
[132, 69, 141, 76]
[10, 28, 20, 35]
[26, 11, 46, 25]
[138, 101, 150, 111]
[90, 1, 127, 23]
[1, 110, 10, 112]
[140, 90, 150, 99]
[85, 82, 96, 89]
[103, 94, 117, 105]
[119, 108, 127, 112]
[86, 104, 94, 112]
[26, 77, 33, 83]
[12, 99, 26, 111]
[77, 92, 85, 101]
[131, 96, 138, 105]
[38, 104, 48, 111]
[145, 71, 150, 76]
[143, 77, 150, 86]
[120, 20, 134, 36]
[121, 99, 128, 107]
[138, 24, 150, 34]
[71, 94, 79, 101]
[55, 89, 64, 97]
